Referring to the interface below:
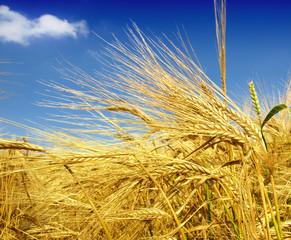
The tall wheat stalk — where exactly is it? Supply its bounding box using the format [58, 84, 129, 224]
[214, 0, 226, 96]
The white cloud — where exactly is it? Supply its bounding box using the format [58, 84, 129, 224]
[0, 5, 89, 45]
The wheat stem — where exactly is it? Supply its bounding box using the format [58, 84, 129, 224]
[136, 157, 187, 240]
[63, 165, 113, 240]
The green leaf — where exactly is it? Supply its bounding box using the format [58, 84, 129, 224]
[261, 104, 288, 129]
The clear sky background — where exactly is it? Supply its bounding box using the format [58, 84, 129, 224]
[0, 0, 291, 137]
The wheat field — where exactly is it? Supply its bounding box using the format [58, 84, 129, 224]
[0, 1, 290, 239]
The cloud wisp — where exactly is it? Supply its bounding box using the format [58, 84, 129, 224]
[0, 5, 89, 46]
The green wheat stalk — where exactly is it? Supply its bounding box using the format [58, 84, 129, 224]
[249, 81, 287, 240]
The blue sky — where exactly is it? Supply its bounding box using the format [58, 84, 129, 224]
[0, 0, 291, 137]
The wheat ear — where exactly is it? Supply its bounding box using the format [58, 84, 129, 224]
[0, 138, 48, 153]
[249, 81, 261, 118]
